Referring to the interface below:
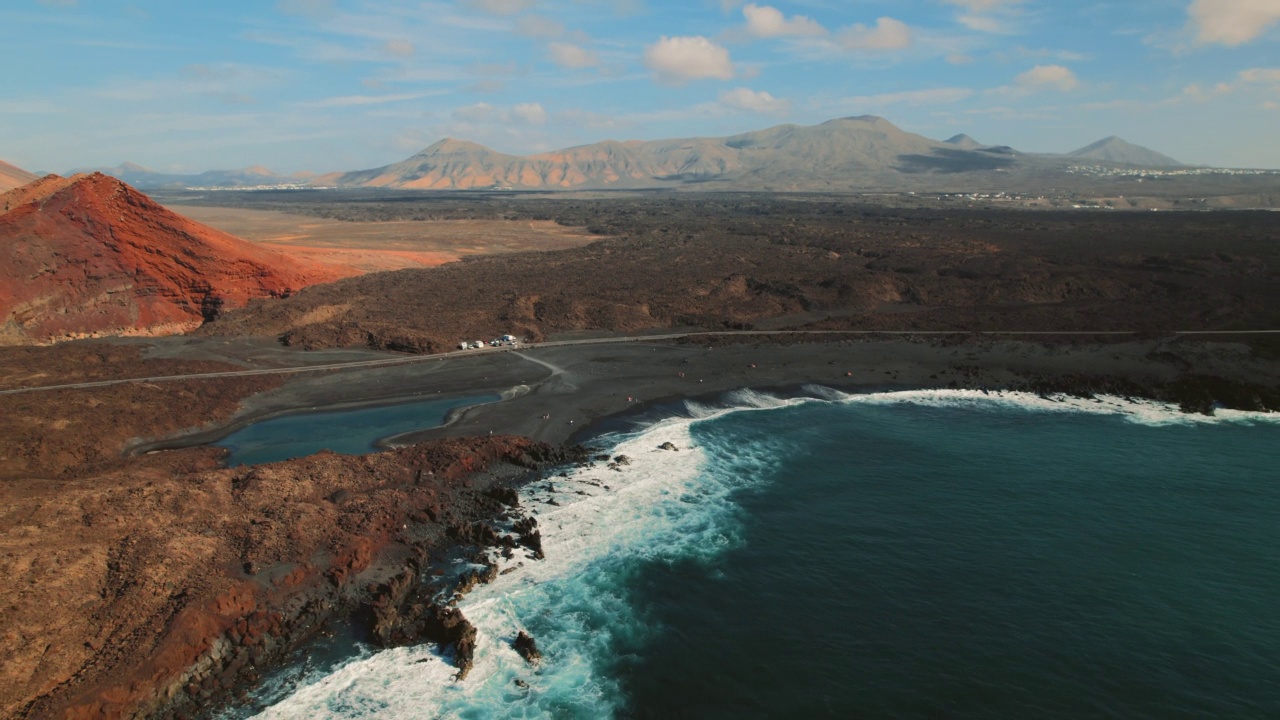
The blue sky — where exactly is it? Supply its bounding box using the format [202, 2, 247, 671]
[3, 0, 1279, 173]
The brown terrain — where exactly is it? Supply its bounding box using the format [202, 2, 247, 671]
[0, 190, 1276, 718]
[0, 174, 357, 345]
[170, 205, 602, 273]
[0, 161, 39, 193]
[198, 197, 1280, 354]
[0, 342, 579, 718]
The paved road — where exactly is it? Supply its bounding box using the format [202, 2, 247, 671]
[2, 329, 1277, 396]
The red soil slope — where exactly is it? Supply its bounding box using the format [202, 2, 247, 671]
[0, 173, 356, 345]
[0, 160, 38, 192]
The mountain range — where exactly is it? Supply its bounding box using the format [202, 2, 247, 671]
[67, 163, 308, 190]
[324, 116, 1184, 192]
[70, 117, 1187, 193]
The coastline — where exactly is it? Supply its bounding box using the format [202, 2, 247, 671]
[126, 334, 1280, 466]
[8, 335, 1277, 718]
[242, 381, 1280, 717]
[157, 335, 1278, 452]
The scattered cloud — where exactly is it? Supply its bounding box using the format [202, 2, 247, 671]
[453, 101, 548, 125]
[382, 39, 415, 58]
[93, 63, 288, 104]
[304, 91, 441, 108]
[1239, 67, 1280, 83]
[276, 0, 335, 17]
[837, 17, 913, 51]
[644, 36, 735, 84]
[1181, 66, 1280, 101]
[947, 53, 976, 64]
[548, 42, 599, 68]
[941, 0, 1024, 10]
[1187, 0, 1280, 46]
[516, 14, 564, 38]
[1013, 64, 1079, 91]
[463, 0, 536, 15]
[719, 87, 790, 114]
[942, 0, 1025, 34]
[741, 4, 827, 38]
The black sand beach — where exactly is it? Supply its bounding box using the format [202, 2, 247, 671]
[128, 334, 1280, 453]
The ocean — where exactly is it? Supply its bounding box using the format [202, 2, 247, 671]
[232, 389, 1280, 719]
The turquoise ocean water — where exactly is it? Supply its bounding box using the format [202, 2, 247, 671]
[234, 389, 1279, 719]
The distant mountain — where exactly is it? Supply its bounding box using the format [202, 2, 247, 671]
[51, 119, 1189, 194]
[0, 160, 38, 193]
[0, 173, 353, 345]
[68, 163, 304, 190]
[1068, 137, 1182, 167]
[944, 134, 984, 150]
[334, 117, 1030, 191]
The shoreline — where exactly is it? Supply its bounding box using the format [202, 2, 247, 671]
[6, 335, 1277, 718]
[132, 336, 1279, 462]
[234, 382, 1280, 717]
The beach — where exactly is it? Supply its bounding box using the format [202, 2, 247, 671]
[128, 333, 1280, 454]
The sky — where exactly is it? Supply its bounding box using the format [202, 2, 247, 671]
[3, 0, 1279, 174]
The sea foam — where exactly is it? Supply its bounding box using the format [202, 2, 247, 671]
[806, 387, 1280, 427]
[253, 386, 1275, 718]
[256, 395, 800, 719]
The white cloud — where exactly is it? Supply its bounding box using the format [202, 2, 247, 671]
[644, 36, 735, 85]
[382, 39, 415, 57]
[742, 4, 827, 38]
[548, 42, 599, 68]
[719, 87, 790, 114]
[957, 14, 1008, 33]
[837, 17, 913, 51]
[941, 0, 1023, 10]
[1181, 67, 1280, 101]
[464, 0, 535, 15]
[1014, 64, 1079, 91]
[516, 14, 564, 38]
[512, 102, 547, 124]
[1188, 0, 1280, 46]
[453, 101, 547, 125]
[947, 53, 976, 64]
[1239, 67, 1280, 83]
[942, 0, 1024, 34]
[304, 92, 439, 108]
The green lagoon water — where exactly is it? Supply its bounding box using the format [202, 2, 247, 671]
[216, 394, 499, 467]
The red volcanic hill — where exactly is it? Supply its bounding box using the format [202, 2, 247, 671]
[0, 173, 355, 345]
[0, 160, 38, 192]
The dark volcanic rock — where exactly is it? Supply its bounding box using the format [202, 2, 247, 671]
[513, 631, 542, 665]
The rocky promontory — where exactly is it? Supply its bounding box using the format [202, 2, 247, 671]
[1, 433, 584, 719]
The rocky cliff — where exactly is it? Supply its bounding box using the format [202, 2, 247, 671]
[0, 173, 354, 345]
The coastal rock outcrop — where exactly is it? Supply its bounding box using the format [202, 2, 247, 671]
[1, 434, 565, 719]
[513, 631, 542, 665]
